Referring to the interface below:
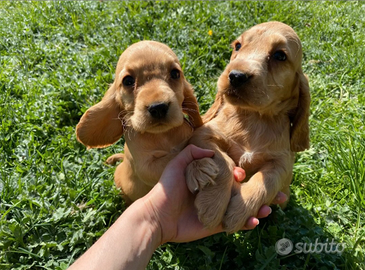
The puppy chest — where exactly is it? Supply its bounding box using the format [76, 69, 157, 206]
[238, 151, 263, 176]
[240, 151, 255, 164]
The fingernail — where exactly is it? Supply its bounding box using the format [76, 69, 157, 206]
[235, 172, 243, 181]
[276, 193, 286, 202]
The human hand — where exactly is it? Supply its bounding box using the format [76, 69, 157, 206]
[68, 145, 287, 270]
[142, 145, 287, 245]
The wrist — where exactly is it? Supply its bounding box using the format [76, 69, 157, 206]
[105, 198, 162, 269]
[68, 198, 163, 270]
[131, 197, 163, 249]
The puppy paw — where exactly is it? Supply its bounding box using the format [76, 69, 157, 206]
[195, 183, 231, 229]
[185, 157, 218, 194]
[106, 153, 124, 165]
[223, 185, 265, 233]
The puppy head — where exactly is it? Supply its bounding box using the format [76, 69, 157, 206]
[76, 41, 201, 148]
[218, 22, 303, 112]
[117, 41, 189, 134]
[217, 21, 310, 151]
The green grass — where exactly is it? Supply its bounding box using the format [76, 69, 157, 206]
[0, 1, 364, 269]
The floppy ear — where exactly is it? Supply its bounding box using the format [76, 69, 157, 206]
[202, 92, 224, 123]
[182, 81, 203, 128]
[76, 83, 124, 149]
[290, 72, 310, 152]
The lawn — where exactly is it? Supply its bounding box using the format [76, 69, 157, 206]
[0, 1, 364, 269]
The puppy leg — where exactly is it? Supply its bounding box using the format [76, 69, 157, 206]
[186, 150, 235, 228]
[106, 153, 124, 165]
[223, 173, 271, 233]
[224, 164, 287, 233]
[114, 160, 152, 203]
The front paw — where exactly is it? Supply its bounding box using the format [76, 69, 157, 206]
[106, 153, 124, 165]
[194, 183, 231, 228]
[223, 185, 265, 233]
[185, 157, 218, 194]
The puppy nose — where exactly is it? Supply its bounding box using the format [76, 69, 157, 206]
[229, 70, 251, 87]
[148, 103, 169, 119]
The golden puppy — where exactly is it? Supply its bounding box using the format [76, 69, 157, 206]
[186, 22, 310, 233]
[76, 41, 202, 204]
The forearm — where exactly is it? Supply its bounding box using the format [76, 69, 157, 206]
[68, 199, 161, 270]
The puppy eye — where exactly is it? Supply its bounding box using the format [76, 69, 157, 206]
[122, 75, 135, 86]
[273, 51, 287, 61]
[235, 42, 242, 51]
[171, 69, 180, 80]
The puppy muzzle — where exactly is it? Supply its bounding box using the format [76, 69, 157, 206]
[229, 70, 251, 88]
[148, 102, 169, 119]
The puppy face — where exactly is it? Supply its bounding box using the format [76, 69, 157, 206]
[115, 41, 186, 133]
[76, 41, 202, 148]
[218, 21, 303, 114]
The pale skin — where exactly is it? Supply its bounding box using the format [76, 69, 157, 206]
[68, 145, 287, 270]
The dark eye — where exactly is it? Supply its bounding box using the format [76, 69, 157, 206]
[235, 42, 242, 51]
[171, 69, 180, 80]
[273, 51, 287, 61]
[122, 75, 135, 86]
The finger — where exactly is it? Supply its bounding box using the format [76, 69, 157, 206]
[186, 144, 215, 160]
[233, 167, 246, 182]
[241, 205, 273, 230]
[242, 217, 259, 230]
[271, 192, 287, 205]
[168, 144, 214, 171]
[256, 205, 272, 219]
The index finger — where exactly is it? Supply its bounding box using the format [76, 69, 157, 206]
[167, 144, 215, 173]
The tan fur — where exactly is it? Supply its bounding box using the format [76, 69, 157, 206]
[76, 41, 202, 203]
[186, 22, 310, 233]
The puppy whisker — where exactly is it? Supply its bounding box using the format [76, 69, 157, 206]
[183, 101, 199, 107]
[182, 107, 199, 113]
[267, 84, 284, 88]
[121, 112, 134, 140]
